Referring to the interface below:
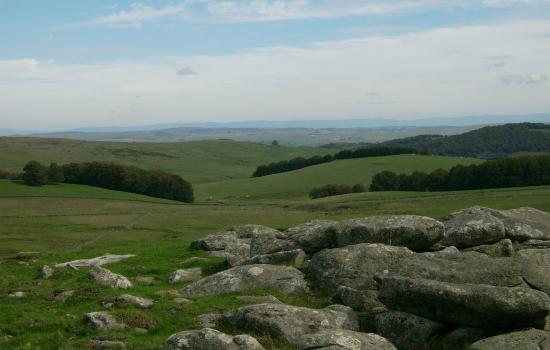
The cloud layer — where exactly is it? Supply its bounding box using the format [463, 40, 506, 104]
[2, 19, 549, 129]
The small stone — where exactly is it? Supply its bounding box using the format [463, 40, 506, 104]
[90, 267, 133, 289]
[54, 290, 75, 302]
[8, 291, 25, 298]
[173, 297, 193, 304]
[41, 265, 54, 279]
[115, 294, 154, 308]
[169, 268, 202, 284]
[155, 290, 183, 297]
[135, 276, 155, 285]
[85, 312, 125, 330]
[182, 257, 208, 264]
[134, 328, 148, 334]
[89, 340, 127, 350]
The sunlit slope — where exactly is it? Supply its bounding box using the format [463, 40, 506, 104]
[196, 154, 482, 200]
[0, 138, 326, 183]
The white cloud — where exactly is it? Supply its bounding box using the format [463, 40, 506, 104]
[2, 20, 550, 129]
[79, 0, 550, 27]
[500, 73, 548, 84]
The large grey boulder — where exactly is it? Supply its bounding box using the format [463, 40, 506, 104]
[165, 328, 265, 350]
[334, 215, 444, 251]
[233, 224, 282, 239]
[242, 249, 307, 268]
[442, 206, 506, 248]
[190, 231, 240, 251]
[444, 327, 501, 346]
[332, 286, 385, 313]
[89, 340, 126, 350]
[464, 239, 514, 257]
[516, 249, 550, 294]
[309, 243, 414, 291]
[90, 267, 132, 289]
[376, 275, 550, 329]
[309, 243, 523, 292]
[224, 240, 253, 266]
[221, 303, 358, 344]
[499, 207, 550, 241]
[85, 312, 125, 330]
[288, 220, 338, 254]
[374, 310, 444, 349]
[248, 227, 295, 256]
[180, 264, 309, 298]
[296, 329, 397, 350]
[469, 329, 550, 350]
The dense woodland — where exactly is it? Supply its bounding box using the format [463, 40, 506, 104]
[369, 155, 550, 192]
[253, 146, 418, 177]
[20, 161, 194, 202]
[382, 123, 550, 159]
[309, 183, 366, 199]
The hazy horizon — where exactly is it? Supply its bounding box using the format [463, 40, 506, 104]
[2, 1, 550, 129]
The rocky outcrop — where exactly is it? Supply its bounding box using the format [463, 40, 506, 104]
[309, 243, 523, 292]
[164, 328, 265, 350]
[296, 329, 397, 350]
[90, 267, 133, 289]
[221, 303, 358, 345]
[115, 294, 153, 308]
[287, 220, 338, 254]
[374, 310, 445, 349]
[331, 286, 385, 313]
[376, 275, 550, 329]
[309, 243, 414, 291]
[442, 206, 506, 248]
[241, 249, 306, 267]
[516, 248, 550, 295]
[190, 231, 240, 251]
[469, 329, 550, 350]
[333, 215, 444, 251]
[499, 207, 550, 241]
[169, 268, 202, 284]
[464, 239, 514, 257]
[180, 264, 308, 298]
[55, 254, 135, 268]
[85, 312, 125, 330]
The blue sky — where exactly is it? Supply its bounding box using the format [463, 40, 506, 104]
[1, 0, 550, 129]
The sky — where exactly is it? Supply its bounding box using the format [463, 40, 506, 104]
[1, 0, 550, 130]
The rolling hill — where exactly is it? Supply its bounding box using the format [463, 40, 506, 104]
[196, 154, 482, 201]
[382, 123, 550, 159]
[0, 138, 325, 183]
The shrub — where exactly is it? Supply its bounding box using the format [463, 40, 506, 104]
[22, 161, 49, 186]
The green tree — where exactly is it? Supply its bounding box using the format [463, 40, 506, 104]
[22, 161, 48, 186]
[352, 183, 366, 193]
[271, 140, 280, 147]
[48, 162, 65, 183]
[370, 171, 400, 191]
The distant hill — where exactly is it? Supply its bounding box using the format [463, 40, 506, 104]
[382, 123, 550, 159]
[0, 138, 325, 184]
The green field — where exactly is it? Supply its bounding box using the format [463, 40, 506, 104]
[196, 154, 482, 200]
[1, 137, 550, 349]
[0, 138, 325, 183]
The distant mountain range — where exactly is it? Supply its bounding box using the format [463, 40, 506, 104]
[2, 113, 549, 136]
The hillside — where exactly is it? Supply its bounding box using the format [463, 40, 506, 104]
[382, 123, 550, 158]
[196, 154, 482, 201]
[0, 138, 325, 184]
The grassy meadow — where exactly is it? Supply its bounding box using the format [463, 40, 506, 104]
[1, 137, 550, 349]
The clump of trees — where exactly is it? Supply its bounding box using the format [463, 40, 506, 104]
[0, 169, 23, 180]
[254, 146, 420, 177]
[21, 160, 194, 202]
[310, 183, 366, 199]
[369, 155, 550, 192]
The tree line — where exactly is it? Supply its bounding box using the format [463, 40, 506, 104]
[253, 146, 420, 177]
[369, 155, 550, 192]
[20, 160, 194, 203]
[309, 183, 366, 199]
